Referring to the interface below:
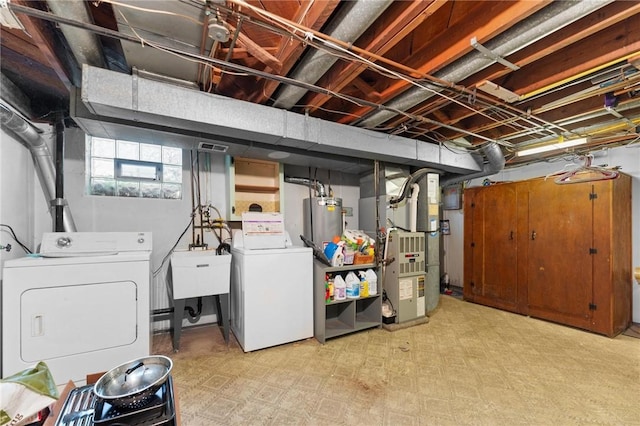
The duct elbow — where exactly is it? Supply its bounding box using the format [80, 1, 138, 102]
[441, 142, 505, 187]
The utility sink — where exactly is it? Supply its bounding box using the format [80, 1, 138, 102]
[170, 250, 231, 299]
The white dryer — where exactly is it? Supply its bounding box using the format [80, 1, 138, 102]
[1, 232, 152, 386]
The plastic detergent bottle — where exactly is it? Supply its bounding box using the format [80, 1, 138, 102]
[357, 270, 369, 297]
[334, 275, 346, 300]
[345, 271, 360, 299]
[365, 269, 377, 295]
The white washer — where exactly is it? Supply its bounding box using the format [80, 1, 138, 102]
[230, 227, 313, 352]
[1, 232, 152, 386]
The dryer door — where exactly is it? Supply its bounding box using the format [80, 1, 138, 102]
[21, 281, 137, 362]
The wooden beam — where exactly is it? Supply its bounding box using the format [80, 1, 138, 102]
[467, 2, 640, 96]
[506, 14, 640, 98]
[304, 0, 448, 112]
[228, 22, 283, 73]
[219, 46, 278, 59]
[351, 77, 382, 102]
[248, 0, 341, 103]
[334, 0, 550, 125]
[10, 0, 73, 91]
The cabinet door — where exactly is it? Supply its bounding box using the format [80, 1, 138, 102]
[527, 180, 593, 330]
[464, 184, 520, 312]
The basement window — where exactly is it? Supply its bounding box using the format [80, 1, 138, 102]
[86, 136, 182, 199]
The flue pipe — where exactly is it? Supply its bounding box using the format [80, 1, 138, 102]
[0, 104, 78, 232]
[284, 176, 327, 197]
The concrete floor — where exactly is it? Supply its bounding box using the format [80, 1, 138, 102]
[153, 295, 640, 425]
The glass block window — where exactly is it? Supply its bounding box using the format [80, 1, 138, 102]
[87, 136, 182, 199]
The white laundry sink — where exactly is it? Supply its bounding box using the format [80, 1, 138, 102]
[170, 250, 231, 299]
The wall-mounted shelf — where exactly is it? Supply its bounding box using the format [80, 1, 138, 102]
[226, 156, 284, 220]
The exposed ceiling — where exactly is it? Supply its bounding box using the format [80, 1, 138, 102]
[2, 0, 640, 173]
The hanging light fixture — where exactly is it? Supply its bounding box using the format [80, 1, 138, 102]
[516, 136, 589, 157]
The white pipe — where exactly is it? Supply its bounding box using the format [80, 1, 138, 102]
[409, 183, 419, 233]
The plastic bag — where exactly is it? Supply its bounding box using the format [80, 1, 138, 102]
[0, 362, 58, 426]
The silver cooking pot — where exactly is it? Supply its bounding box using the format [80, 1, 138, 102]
[93, 355, 173, 409]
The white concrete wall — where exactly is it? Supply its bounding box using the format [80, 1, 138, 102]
[444, 146, 640, 322]
[61, 128, 362, 331]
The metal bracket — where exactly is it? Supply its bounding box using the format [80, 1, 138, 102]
[50, 198, 68, 207]
[470, 37, 520, 71]
[0, 0, 26, 30]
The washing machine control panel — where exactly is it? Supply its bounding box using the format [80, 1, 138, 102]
[40, 232, 153, 255]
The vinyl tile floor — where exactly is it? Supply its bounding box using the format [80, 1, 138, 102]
[152, 296, 640, 425]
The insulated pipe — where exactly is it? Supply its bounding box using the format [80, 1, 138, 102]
[45, 0, 105, 69]
[284, 176, 327, 197]
[0, 104, 78, 232]
[272, 0, 393, 109]
[356, 0, 613, 129]
[408, 183, 419, 233]
[441, 142, 505, 187]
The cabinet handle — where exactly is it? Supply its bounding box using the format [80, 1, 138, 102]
[531, 230, 536, 240]
[509, 231, 514, 240]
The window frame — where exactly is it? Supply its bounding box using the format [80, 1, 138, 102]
[86, 135, 183, 199]
[115, 158, 163, 181]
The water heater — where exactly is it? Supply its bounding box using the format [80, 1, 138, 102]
[303, 197, 343, 246]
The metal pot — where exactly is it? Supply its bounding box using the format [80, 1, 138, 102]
[93, 355, 173, 409]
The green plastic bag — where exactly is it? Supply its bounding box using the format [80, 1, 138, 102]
[0, 362, 59, 426]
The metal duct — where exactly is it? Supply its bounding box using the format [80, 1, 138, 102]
[272, 0, 393, 109]
[0, 104, 78, 232]
[284, 176, 327, 197]
[389, 167, 441, 205]
[46, 0, 105, 68]
[440, 142, 505, 187]
[357, 0, 613, 128]
[76, 65, 484, 175]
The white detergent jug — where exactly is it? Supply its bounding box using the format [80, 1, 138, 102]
[334, 275, 346, 301]
[365, 269, 377, 295]
[345, 271, 360, 299]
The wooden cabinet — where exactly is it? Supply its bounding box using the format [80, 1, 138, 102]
[463, 182, 527, 313]
[464, 174, 632, 337]
[226, 156, 284, 220]
[313, 261, 381, 343]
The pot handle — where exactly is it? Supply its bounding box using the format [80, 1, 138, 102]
[124, 362, 144, 378]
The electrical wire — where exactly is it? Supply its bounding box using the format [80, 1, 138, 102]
[0, 224, 32, 254]
[113, 0, 522, 145]
[152, 215, 195, 277]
